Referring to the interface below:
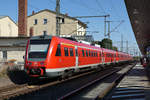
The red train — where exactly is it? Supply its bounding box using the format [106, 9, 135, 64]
[24, 35, 132, 78]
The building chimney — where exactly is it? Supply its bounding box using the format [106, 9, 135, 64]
[65, 13, 68, 16]
[32, 11, 35, 15]
[18, 0, 27, 37]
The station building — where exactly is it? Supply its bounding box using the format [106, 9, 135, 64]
[27, 9, 87, 37]
[0, 9, 89, 63]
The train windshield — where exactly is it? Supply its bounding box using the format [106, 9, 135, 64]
[28, 39, 51, 60]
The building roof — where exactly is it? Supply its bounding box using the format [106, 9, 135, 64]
[0, 16, 7, 19]
[0, 16, 18, 27]
[125, 0, 150, 55]
[28, 9, 87, 28]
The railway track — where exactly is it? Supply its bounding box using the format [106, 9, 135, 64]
[0, 63, 136, 100]
[0, 84, 28, 99]
[59, 62, 136, 100]
[0, 65, 110, 100]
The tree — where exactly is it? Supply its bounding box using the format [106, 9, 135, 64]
[100, 38, 118, 51]
[112, 46, 118, 51]
[101, 38, 113, 49]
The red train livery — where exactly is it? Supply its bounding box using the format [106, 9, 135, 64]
[24, 35, 132, 78]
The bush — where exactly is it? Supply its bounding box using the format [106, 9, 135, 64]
[0, 65, 8, 77]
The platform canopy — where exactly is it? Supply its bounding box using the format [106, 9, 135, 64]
[125, 0, 150, 55]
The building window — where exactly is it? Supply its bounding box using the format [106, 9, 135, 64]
[3, 51, 7, 59]
[43, 31, 47, 35]
[34, 19, 38, 25]
[44, 19, 48, 24]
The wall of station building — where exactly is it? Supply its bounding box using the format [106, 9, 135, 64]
[0, 51, 25, 63]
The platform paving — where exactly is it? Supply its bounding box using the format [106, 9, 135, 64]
[109, 63, 150, 100]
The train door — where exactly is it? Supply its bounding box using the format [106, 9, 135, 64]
[114, 52, 116, 63]
[99, 51, 102, 63]
[75, 46, 78, 67]
[102, 50, 105, 64]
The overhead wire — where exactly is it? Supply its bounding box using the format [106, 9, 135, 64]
[28, 3, 41, 11]
[95, 0, 107, 14]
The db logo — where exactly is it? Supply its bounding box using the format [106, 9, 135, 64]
[34, 62, 38, 66]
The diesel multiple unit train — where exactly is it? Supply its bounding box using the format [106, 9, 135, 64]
[24, 35, 132, 78]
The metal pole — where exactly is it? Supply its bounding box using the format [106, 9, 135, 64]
[56, 0, 60, 36]
[126, 41, 128, 53]
[121, 34, 123, 52]
[108, 21, 110, 38]
[104, 16, 106, 37]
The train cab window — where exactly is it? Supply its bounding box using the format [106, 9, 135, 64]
[70, 48, 74, 56]
[82, 49, 85, 57]
[64, 47, 69, 56]
[86, 50, 88, 57]
[55, 44, 61, 56]
[28, 39, 51, 59]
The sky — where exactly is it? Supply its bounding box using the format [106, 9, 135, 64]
[0, 0, 140, 55]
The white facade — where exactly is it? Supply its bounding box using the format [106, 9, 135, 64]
[0, 16, 18, 37]
[27, 9, 87, 37]
[77, 23, 86, 36]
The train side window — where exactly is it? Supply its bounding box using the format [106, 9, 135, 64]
[64, 47, 69, 56]
[70, 48, 74, 56]
[96, 52, 98, 57]
[86, 50, 88, 57]
[82, 49, 85, 57]
[93, 51, 94, 57]
[75, 49, 78, 56]
[89, 50, 91, 56]
[55, 44, 61, 56]
[99, 52, 101, 57]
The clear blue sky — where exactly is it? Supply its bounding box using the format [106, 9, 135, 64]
[0, 0, 140, 55]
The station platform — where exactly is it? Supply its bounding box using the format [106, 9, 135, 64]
[109, 63, 150, 100]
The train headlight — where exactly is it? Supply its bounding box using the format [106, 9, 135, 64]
[27, 62, 32, 65]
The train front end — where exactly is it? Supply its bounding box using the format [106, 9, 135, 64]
[24, 35, 52, 77]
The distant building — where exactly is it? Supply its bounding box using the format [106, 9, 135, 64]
[0, 16, 18, 37]
[27, 9, 87, 37]
[72, 35, 94, 42]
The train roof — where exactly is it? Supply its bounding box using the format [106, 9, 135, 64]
[30, 35, 52, 40]
[102, 48, 117, 53]
[29, 35, 131, 56]
[54, 36, 102, 51]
